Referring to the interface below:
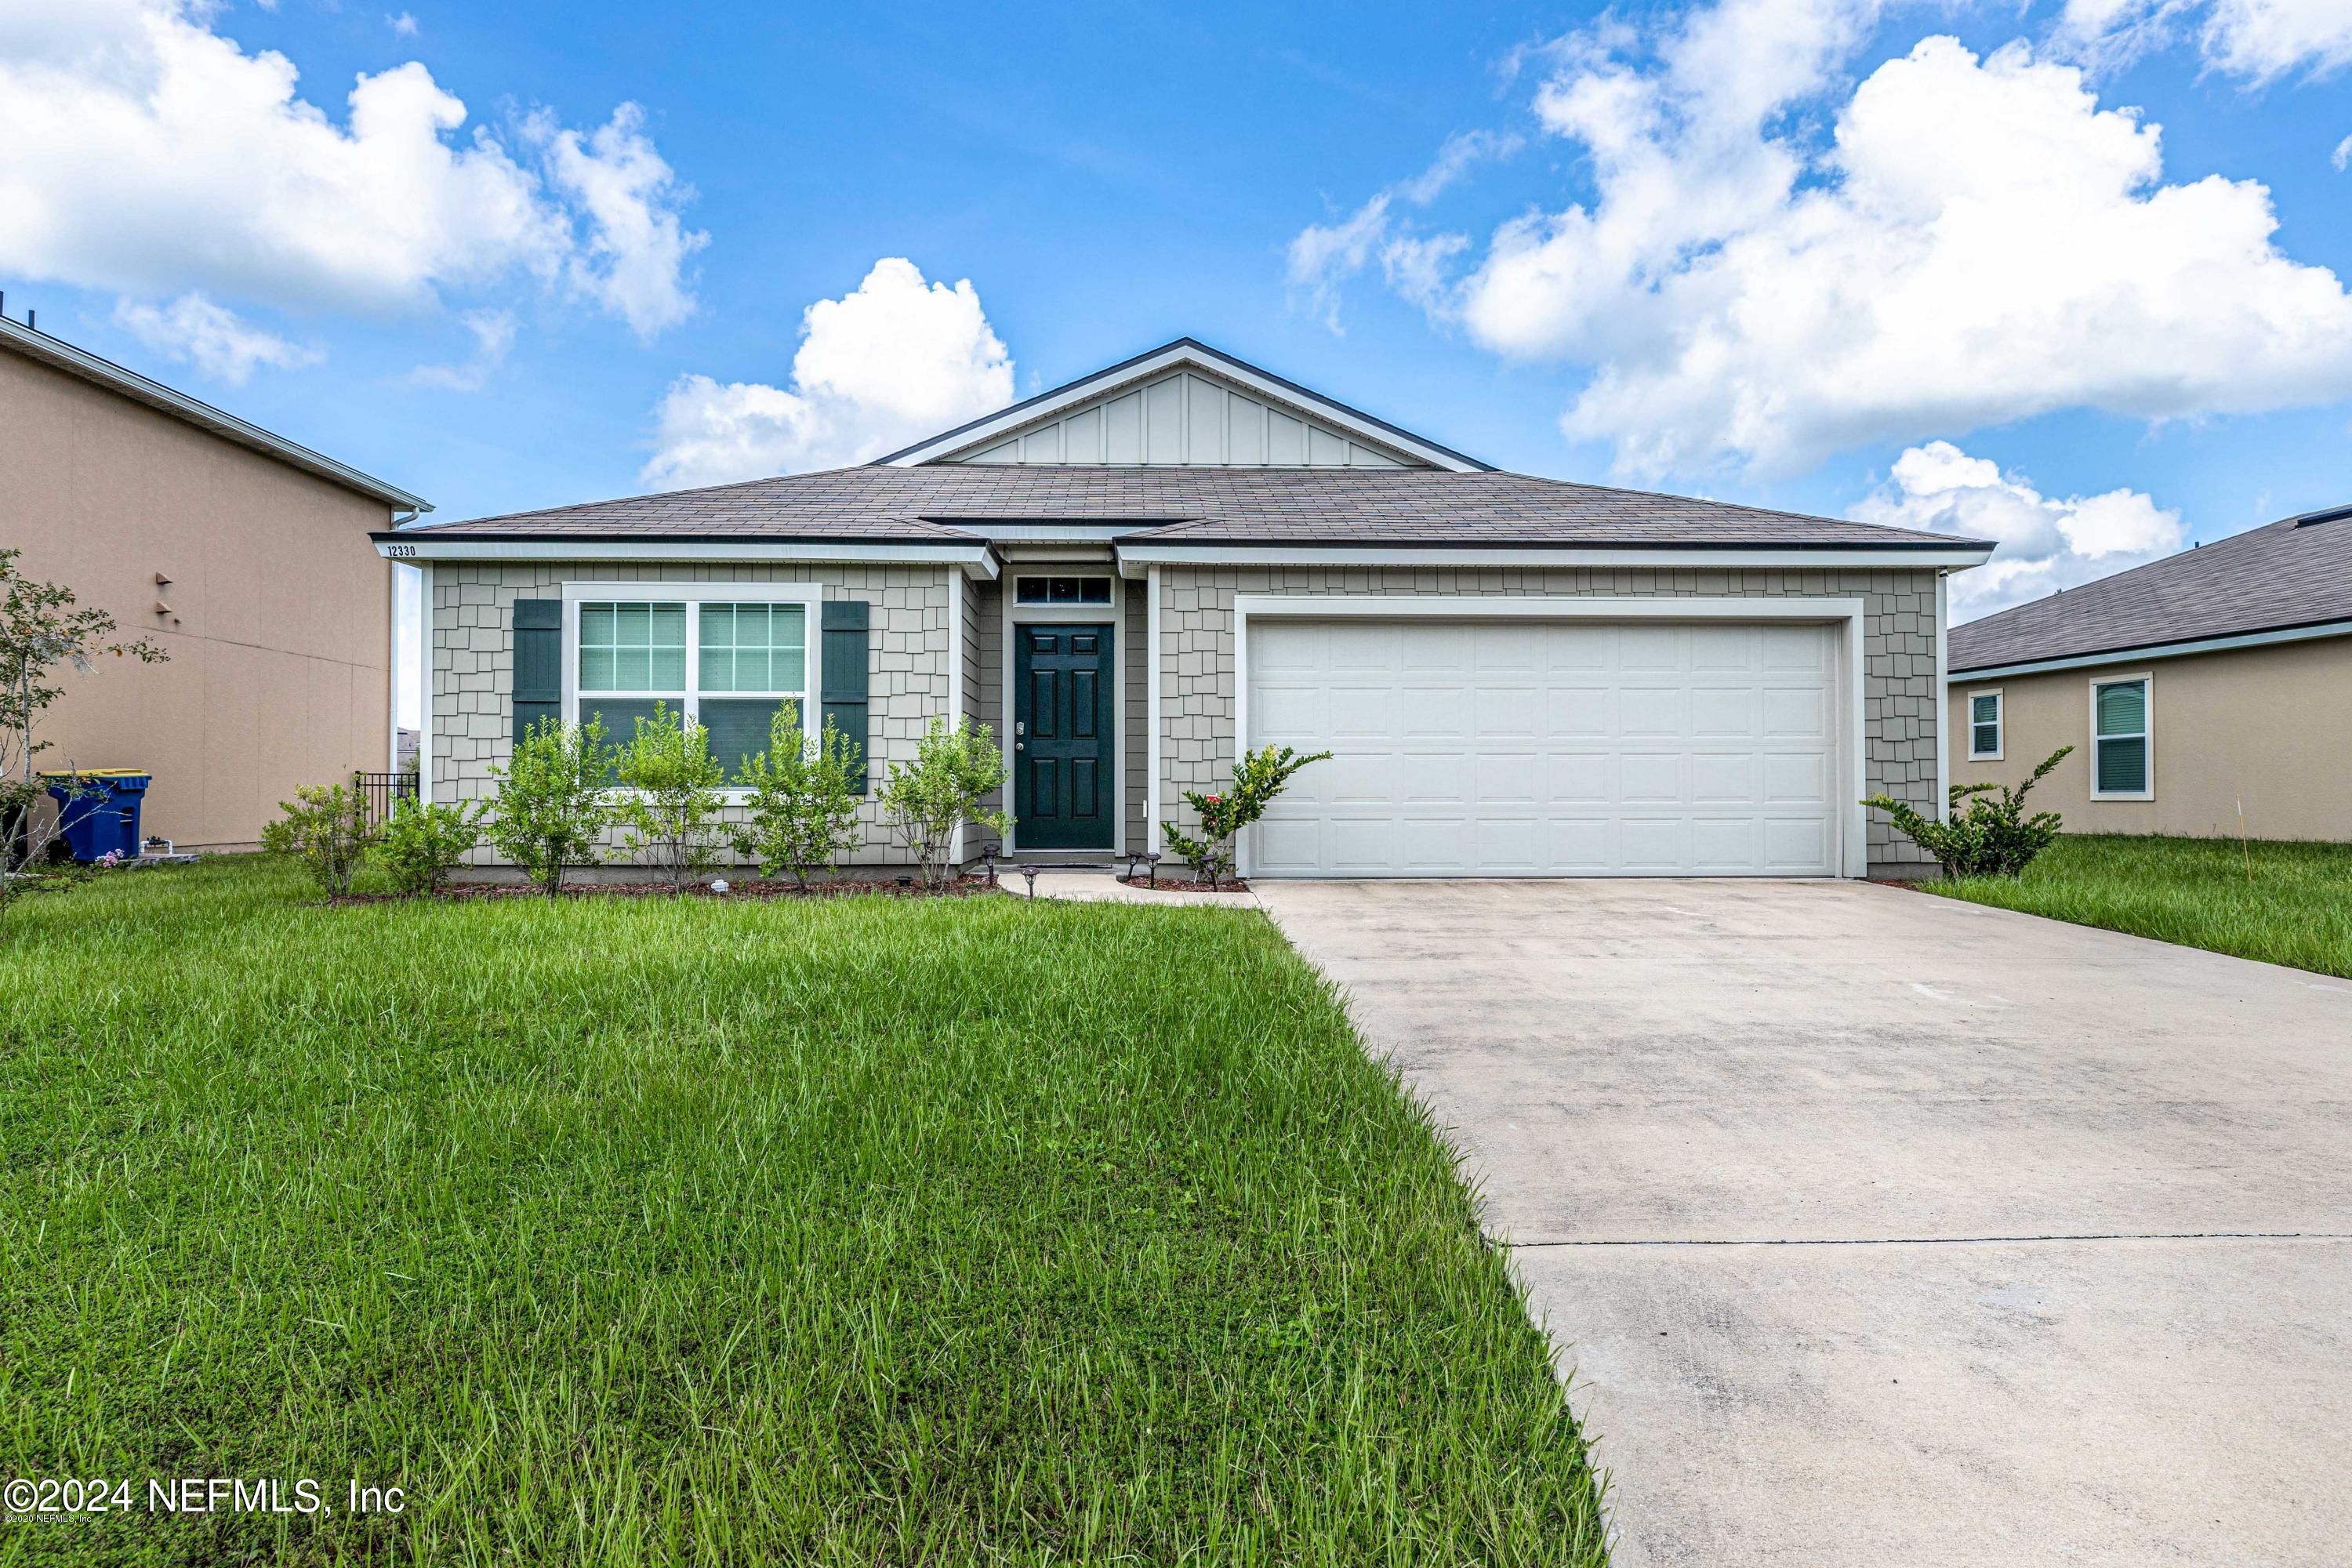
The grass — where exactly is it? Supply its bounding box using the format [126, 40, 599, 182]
[0, 858, 1604, 1566]
[1922, 833, 2352, 978]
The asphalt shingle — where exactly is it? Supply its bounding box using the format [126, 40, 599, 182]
[1948, 509, 2352, 671]
[399, 466, 1982, 550]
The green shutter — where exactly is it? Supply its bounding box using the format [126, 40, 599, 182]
[514, 599, 562, 743]
[821, 599, 870, 795]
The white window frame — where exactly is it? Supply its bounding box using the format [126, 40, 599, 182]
[2088, 672, 2154, 802]
[560, 581, 823, 796]
[1967, 687, 2004, 761]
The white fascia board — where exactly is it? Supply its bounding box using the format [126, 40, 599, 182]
[963, 523, 1149, 543]
[1946, 617, 2352, 682]
[884, 343, 1481, 471]
[375, 537, 1000, 578]
[1120, 544, 1993, 571]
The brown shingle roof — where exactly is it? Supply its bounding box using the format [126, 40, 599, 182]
[1948, 507, 2352, 672]
[399, 466, 1979, 550]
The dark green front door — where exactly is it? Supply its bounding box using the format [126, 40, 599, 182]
[1014, 622, 1114, 849]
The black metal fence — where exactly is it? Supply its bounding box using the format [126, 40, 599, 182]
[353, 771, 419, 828]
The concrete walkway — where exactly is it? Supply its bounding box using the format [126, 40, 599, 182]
[1254, 877, 2352, 1568]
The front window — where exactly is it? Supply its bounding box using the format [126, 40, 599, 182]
[1969, 690, 2002, 760]
[2092, 677, 2151, 798]
[575, 597, 809, 782]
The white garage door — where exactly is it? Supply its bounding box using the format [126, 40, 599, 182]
[1247, 618, 1842, 877]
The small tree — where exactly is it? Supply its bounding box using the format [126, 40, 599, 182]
[736, 701, 863, 888]
[378, 795, 486, 895]
[1866, 746, 2073, 880]
[1160, 744, 1332, 890]
[612, 702, 731, 892]
[486, 716, 616, 896]
[1, 549, 168, 922]
[261, 783, 378, 898]
[880, 717, 1010, 891]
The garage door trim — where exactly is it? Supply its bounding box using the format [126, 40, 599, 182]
[1232, 595, 1869, 880]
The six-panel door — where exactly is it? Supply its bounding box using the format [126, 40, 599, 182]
[1014, 623, 1116, 849]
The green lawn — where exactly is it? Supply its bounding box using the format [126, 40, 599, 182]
[1923, 833, 2352, 978]
[0, 859, 1604, 1566]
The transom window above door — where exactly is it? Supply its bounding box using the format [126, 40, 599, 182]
[1014, 575, 1112, 605]
[573, 595, 810, 781]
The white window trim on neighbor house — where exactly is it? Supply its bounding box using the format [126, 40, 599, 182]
[558, 580, 823, 793]
[1000, 565, 1127, 857]
[2089, 672, 2154, 802]
[1968, 688, 2004, 761]
[1227, 595, 1871, 880]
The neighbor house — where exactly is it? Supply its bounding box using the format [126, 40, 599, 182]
[387, 340, 1991, 880]
[1947, 505, 2352, 841]
[2, 314, 429, 851]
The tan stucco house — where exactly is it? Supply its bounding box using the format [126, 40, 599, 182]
[389, 340, 1991, 880]
[2, 314, 429, 851]
[1947, 506, 2352, 842]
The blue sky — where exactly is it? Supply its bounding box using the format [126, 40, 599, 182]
[5, 0, 2352, 723]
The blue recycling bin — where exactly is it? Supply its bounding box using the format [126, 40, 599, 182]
[39, 770, 152, 862]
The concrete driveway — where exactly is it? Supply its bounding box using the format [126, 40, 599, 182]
[1254, 878, 2352, 1568]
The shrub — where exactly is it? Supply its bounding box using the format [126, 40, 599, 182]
[612, 702, 732, 892]
[261, 783, 378, 898]
[880, 717, 1010, 891]
[1160, 743, 1331, 890]
[1866, 746, 2073, 880]
[378, 795, 486, 895]
[486, 716, 616, 896]
[736, 701, 863, 888]
[1, 547, 167, 922]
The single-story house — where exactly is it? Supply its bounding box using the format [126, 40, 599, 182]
[385, 340, 1992, 880]
[1947, 505, 2352, 841]
[3, 311, 428, 851]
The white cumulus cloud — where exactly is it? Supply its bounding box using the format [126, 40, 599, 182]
[0, 0, 701, 338]
[1287, 130, 1516, 331]
[403, 307, 516, 392]
[1853, 441, 2187, 617]
[2060, 0, 2352, 82]
[643, 258, 1013, 490]
[1330, 0, 2352, 477]
[111, 292, 321, 383]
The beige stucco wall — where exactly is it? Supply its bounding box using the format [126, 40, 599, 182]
[427, 561, 953, 868]
[1153, 564, 1947, 877]
[1, 348, 395, 851]
[1949, 636, 2352, 842]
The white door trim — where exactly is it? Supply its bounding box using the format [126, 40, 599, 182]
[1000, 571, 1126, 856]
[1230, 595, 1870, 880]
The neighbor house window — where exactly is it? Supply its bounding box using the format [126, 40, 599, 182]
[1969, 689, 2003, 760]
[1014, 575, 1111, 605]
[2090, 676, 2151, 799]
[573, 594, 810, 782]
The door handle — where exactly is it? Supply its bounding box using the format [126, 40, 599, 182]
[1015, 742, 1025, 752]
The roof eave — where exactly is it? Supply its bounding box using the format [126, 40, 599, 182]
[1949, 612, 2352, 679]
[2, 315, 430, 514]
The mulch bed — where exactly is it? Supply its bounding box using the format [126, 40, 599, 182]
[334, 877, 1002, 905]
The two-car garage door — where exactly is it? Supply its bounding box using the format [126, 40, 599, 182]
[1247, 618, 1843, 877]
